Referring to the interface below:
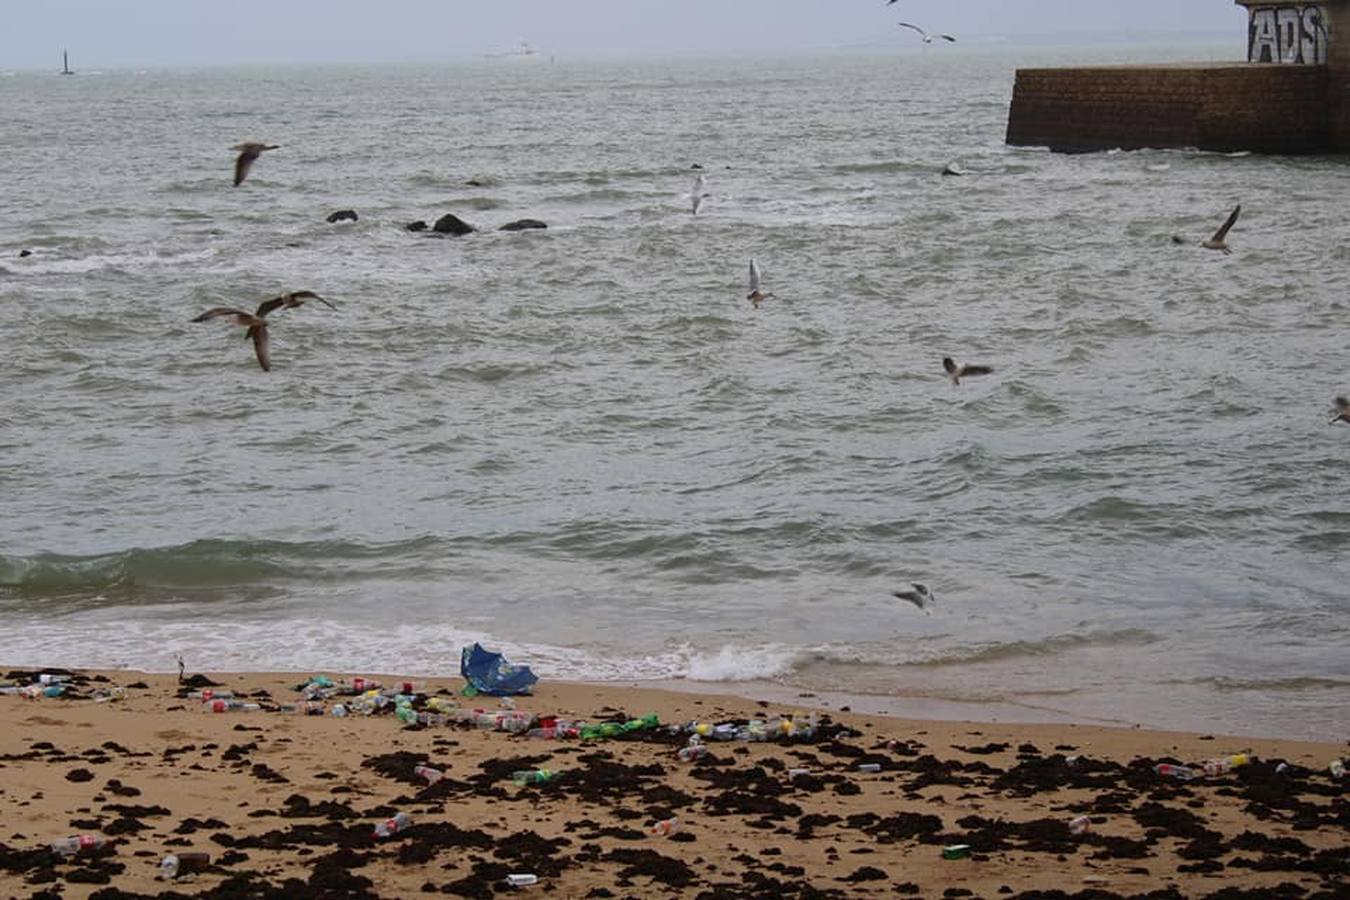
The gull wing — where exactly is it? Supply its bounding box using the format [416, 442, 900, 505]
[897, 22, 929, 39]
[248, 325, 271, 372]
[192, 307, 250, 324]
[1336, 396, 1349, 411]
[959, 364, 994, 378]
[234, 146, 260, 186]
[749, 258, 763, 292]
[1209, 205, 1241, 243]
[940, 34, 957, 42]
[255, 295, 288, 317]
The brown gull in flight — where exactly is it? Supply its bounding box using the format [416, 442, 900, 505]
[1331, 396, 1349, 425]
[191, 291, 334, 371]
[232, 142, 280, 187]
[1173, 204, 1241, 254]
[943, 356, 993, 386]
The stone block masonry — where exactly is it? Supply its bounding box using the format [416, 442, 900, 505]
[1006, 63, 1329, 154]
[1004, 0, 1350, 154]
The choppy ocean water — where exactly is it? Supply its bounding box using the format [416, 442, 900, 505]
[1, 44, 1347, 740]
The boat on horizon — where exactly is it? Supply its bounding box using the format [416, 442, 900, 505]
[483, 41, 542, 61]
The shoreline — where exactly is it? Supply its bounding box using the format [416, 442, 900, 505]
[1, 666, 1345, 898]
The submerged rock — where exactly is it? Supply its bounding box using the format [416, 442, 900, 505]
[326, 210, 358, 223]
[498, 219, 547, 232]
[405, 220, 428, 232]
[18, 249, 32, 258]
[432, 213, 475, 236]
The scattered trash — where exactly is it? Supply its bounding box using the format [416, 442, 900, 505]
[414, 765, 444, 785]
[91, 687, 126, 704]
[331, 703, 348, 718]
[505, 873, 539, 887]
[187, 689, 233, 700]
[207, 699, 261, 713]
[942, 844, 971, 860]
[787, 768, 811, 778]
[1331, 759, 1346, 779]
[648, 817, 679, 837]
[512, 769, 554, 786]
[460, 643, 537, 697]
[857, 763, 882, 773]
[373, 812, 413, 838]
[160, 851, 210, 879]
[1069, 815, 1092, 835]
[1153, 763, 1196, 781]
[1202, 754, 1249, 776]
[1275, 762, 1290, 775]
[677, 744, 709, 762]
[51, 835, 105, 856]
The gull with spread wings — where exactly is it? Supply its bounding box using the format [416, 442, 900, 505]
[191, 291, 335, 372]
[1331, 396, 1350, 425]
[943, 356, 994, 386]
[232, 142, 280, 187]
[898, 22, 956, 43]
[1172, 205, 1242, 254]
[747, 258, 774, 308]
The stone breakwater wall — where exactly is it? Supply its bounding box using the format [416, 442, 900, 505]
[1005, 62, 1331, 154]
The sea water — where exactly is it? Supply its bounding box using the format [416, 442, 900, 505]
[1, 44, 1347, 739]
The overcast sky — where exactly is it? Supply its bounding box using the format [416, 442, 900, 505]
[3, 1, 1246, 69]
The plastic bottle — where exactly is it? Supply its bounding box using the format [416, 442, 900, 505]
[414, 765, 444, 785]
[787, 768, 811, 778]
[1154, 763, 1196, 781]
[208, 699, 260, 713]
[1202, 754, 1249, 777]
[857, 763, 882, 773]
[1069, 815, 1091, 835]
[395, 706, 418, 725]
[512, 769, 553, 786]
[1331, 759, 1346, 779]
[159, 851, 211, 879]
[648, 817, 679, 837]
[373, 812, 412, 838]
[38, 674, 69, 685]
[187, 689, 233, 700]
[677, 744, 709, 762]
[712, 724, 737, 741]
[505, 874, 539, 887]
[418, 712, 448, 727]
[51, 835, 105, 856]
[331, 703, 348, 717]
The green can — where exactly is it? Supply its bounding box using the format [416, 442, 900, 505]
[942, 844, 971, 860]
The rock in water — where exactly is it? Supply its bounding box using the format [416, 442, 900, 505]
[18, 249, 32, 258]
[432, 213, 475, 236]
[326, 210, 358, 223]
[498, 219, 547, 232]
[405, 220, 428, 232]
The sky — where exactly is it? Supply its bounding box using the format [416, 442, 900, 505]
[3, 1, 1248, 69]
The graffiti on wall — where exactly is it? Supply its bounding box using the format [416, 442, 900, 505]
[1248, 4, 1329, 64]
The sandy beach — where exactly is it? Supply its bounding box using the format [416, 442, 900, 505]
[0, 668, 1345, 899]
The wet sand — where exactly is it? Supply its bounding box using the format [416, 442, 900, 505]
[0, 668, 1345, 899]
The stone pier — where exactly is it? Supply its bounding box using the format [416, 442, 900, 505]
[1005, 1, 1350, 154]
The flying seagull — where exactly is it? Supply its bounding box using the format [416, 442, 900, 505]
[943, 356, 993, 385]
[689, 173, 710, 215]
[893, 584, 935, 613]
[232, 142, 280, 187]
[191, 291, 334, 371]
[898, 22, 956, 43]
[747, 258, 774, 307]
[1201, 205, 1241, 253]
[1331, 396, 1350, 425]
[1173, 205, 1241, 254]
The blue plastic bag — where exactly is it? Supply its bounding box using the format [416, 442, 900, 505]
[460, 643, 538, 696]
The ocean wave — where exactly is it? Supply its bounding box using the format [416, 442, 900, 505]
[0, 537, 436, 601]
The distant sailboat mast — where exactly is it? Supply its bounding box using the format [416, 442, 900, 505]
[61, 50, 73, 75]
